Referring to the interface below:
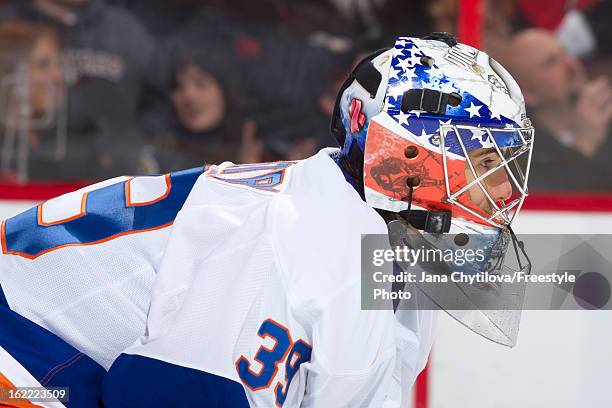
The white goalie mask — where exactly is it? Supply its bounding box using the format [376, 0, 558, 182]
[331, 33, 535, 347]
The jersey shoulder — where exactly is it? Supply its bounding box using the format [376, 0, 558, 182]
[269, 149, 388, 304]
[205, 161, 298, 195]
[1, 166, 205, 260]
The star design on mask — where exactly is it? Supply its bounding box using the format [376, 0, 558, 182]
[396, 110, 410, 127]
[402, 67, 420, 83]
[465, 102, 482, 118]
[397, 56, 415, 72]
[419, 128, 432, 138]
[439, 79, 458, 95]
[470, 127, 487, 141]
[437, 118, 453, 137]
[488, 104, 502, 120]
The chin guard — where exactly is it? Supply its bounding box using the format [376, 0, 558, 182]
[387, 218, 530, 347]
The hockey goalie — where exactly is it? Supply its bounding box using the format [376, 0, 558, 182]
[0, 33, 534, 407]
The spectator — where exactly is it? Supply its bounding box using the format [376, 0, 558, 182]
[146, 49, 247, 170]
[0, 21, 64, 122]
[10, 0, 155, 178]
[13, 0, 156, 125]
[0, 20, 65, 181]
[153, 7, 342, 162]
[499, 29, 612, 191]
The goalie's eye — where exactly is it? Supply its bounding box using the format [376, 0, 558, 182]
[480, 158, 497, 170]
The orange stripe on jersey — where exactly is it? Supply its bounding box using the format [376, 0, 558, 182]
[1, 221, 7, 255]
[0, 372, 42, 408]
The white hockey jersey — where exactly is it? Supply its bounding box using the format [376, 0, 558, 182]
[0, 149, 436, 407]
[0, 167, 204, 369]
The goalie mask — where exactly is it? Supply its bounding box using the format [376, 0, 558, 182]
[331, 33, 534, 347]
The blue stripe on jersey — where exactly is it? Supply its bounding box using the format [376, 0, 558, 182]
[103, 354, 250, 408]
[3, 167, 204, 258]
[0, 306, 105, 407]
[0, 284, 7, 308]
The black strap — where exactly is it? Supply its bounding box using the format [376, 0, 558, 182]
[398, 209, 452, 234]
[353, 60, 382, 98]
[401, 88, 461, 115]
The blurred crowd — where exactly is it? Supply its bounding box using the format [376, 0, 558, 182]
[0, 0, 609, 192]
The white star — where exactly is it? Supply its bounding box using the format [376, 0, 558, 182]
[397, 57, 414, 72]
[408, 53, 425, 67]
[403, 67, 420, 82]
[395, 39, 407, 47]
[419, 128, 432, 138]
[488, 104, 502, 120]
[438, 119, 453, 126]
[470, 128, 487, 141]
[396, 111, 410, 127]
[465, 102, 482, 118]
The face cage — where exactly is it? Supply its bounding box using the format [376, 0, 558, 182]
[439, 124, 534, 228]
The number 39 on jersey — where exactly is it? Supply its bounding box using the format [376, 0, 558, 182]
[236, 319, 312, 407]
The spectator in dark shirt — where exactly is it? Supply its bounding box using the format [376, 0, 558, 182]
[152, 8, 343, 163]
[147, 49, 247, 170]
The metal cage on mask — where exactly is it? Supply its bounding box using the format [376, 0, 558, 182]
[439, 122, 534, 228]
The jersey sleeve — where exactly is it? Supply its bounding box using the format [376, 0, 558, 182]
[0, 167, 204, 368]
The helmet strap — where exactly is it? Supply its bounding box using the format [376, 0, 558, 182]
[377, 206, 452, 235]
